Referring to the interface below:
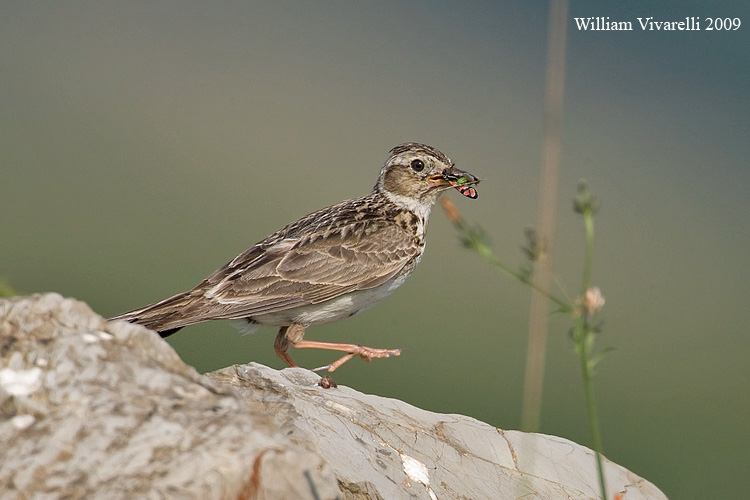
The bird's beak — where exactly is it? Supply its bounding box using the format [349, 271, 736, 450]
[429, 166, 480, 199]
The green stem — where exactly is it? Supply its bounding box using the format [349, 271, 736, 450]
[474, 242, 572, 313]
[578, 210, 607, 500]
[577, 321, 608, 500]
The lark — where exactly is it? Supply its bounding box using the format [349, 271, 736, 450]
[110, 143, 479, 372]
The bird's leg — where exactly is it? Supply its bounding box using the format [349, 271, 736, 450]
[275, 324, 402, 372]
[274, 326, 300, 368]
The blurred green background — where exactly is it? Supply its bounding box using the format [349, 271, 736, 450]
[2, 2, 748, 498]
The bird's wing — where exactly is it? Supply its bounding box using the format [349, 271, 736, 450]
[194, 220, 418, 320]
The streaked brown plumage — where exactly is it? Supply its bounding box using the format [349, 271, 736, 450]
[110, 143, 478, 371]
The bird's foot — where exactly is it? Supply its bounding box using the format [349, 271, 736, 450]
[290, 340, 401, 372]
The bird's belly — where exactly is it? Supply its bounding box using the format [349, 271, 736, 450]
[254, 273, 408, 328]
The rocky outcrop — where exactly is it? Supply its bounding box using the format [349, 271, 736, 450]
[0, 294, 667, 499]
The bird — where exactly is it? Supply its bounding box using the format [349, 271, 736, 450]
[110, 143, 479, 372]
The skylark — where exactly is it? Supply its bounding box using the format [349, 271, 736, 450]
[110, 143, 479, 372]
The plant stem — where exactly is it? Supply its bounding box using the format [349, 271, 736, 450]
[473, 241, 571, 313]
[577, 209, 607, 500]
[576, 321, 607, 500]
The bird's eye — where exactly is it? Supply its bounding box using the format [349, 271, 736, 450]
[410, 159, 425, 172]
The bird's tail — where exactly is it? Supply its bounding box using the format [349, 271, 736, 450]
[109, 291, 199, 337]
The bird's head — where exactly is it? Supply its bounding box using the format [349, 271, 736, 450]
[376, 143, 479, 214]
